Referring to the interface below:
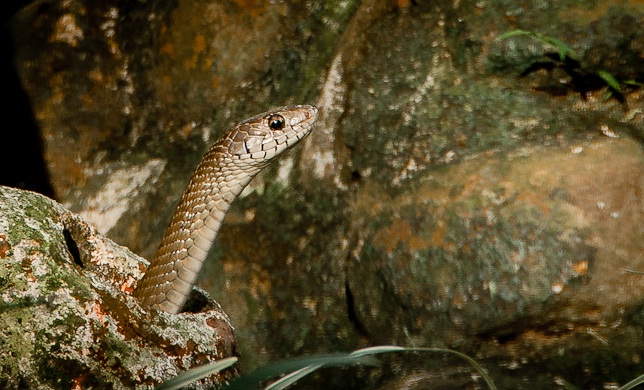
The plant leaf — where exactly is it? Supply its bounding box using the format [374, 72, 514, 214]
[349, 345, 406, 357]
[403, 347, 497, 390]
[603, 90, 614, 102]
[225, 354, 379, 390]
[537, 36, 575, 61]
[498, 29, 575, 61]
[266, 346, 405, 390]
[165, 345, 497, 390]
[623, 79, 643, 87]
[156, 357, 238, 390]
[497, 29, 533, 41]
[598, 70, 621, 92]
[267, 346, 496, 390]
[618, 373, 644, 390]
[265, 365, 324, 390]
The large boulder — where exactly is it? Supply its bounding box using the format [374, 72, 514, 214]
[6, 0, 643, 387]
[0, 186, 237, 388]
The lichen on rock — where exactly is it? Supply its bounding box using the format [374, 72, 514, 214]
[0, 186, 238, 389]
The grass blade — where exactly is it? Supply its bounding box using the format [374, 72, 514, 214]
[156, 357, 238, 390]
[623, 80, 643, 87]
[386, 347, 497, 390]
[266, 347, 405, 389]
[349, 345, 406, 357]
[496, 29, 533, 40]
[538, 36, 575, 61]
[160, 346, 496, 390]
[598, 70, 621, 92]
[618, 373, 644, 390]
[267, 346, 495, 390]
[225, 354, 378, 390]
[497, 29, 575, 61]
[265, 365, 324, 390]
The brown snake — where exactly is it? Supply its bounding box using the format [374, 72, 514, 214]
[134, 105, 318, 314]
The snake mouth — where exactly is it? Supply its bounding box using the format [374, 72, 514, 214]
[292, 104, 318, 133]
[286, 104, 318, 141]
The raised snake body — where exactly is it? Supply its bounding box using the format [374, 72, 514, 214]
[134, 105, 318, 314]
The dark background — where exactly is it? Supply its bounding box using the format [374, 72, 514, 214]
[1, 1, 55, 197]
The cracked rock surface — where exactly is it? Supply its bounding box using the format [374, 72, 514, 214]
[0, 186, 238, 389]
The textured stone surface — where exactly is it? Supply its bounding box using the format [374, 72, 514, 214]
[0, 186, 238, 388]
[7, 0, 644, 388]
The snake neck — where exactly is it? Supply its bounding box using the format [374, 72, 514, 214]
[134, 150, 261, 313]
[132, 105, 318, 314]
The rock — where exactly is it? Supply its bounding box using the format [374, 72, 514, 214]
[348, 137, 642, 341]
[0, 186, 238, 388]
[346, 137, 644, 386]
[6, 0, 644, 388]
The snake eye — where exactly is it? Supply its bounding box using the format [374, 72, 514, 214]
[267, 114, 285, 131]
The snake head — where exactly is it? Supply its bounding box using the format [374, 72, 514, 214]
[136, 105, 318, 313]
[225, 105, 318, 162]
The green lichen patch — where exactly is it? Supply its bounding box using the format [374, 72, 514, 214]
[0, 186, 239, 388]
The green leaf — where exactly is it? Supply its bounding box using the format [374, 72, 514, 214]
[623, 79, 643, 87]
[538, 36, 575, 61]
[347, 345, 496, 389]
[497, 29, 575, 61]
[403, 347, 498, 390]
[160, 345, 497, 390]
[349, 345, 406, 357]
[496, 29, 533, 41]
[225, 354, 379, 390]
[266, 346, 496, 390]
[156, 357, 238, 390]
[265, 365, 324, 390]
[266, 346, 405, 390]
[598, 70, 621, 92]
[618, 373, 644, 390]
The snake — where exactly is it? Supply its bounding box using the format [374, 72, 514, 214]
[133, 105, 318, 314]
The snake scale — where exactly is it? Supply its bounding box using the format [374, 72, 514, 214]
[134, 105, 318, 314]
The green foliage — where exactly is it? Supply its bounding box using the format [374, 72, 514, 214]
[597, 70, 621, 92]
[497, 29, 641, 101]
[155, 344, 644, 389]
[155, 357, 238, 390]
[155, 345, 497, 389]
[619, 373, 644, 390]
[225, 352, 379, 390]
[497, 29, 575, 62]
[263, 346, 493, 390]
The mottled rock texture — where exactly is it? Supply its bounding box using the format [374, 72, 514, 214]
[0, 186, 237, 388]
[5, 0, 644, 388]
